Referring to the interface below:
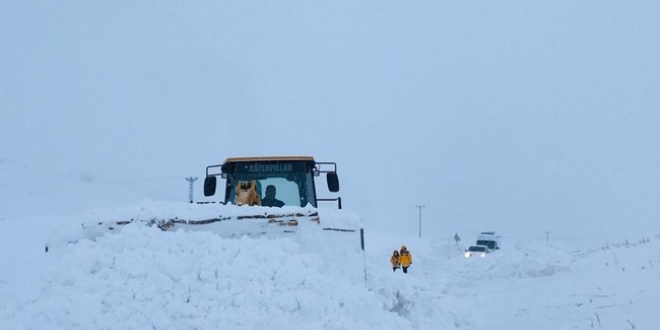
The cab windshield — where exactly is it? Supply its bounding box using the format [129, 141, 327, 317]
[476, 240, 496, 250]
[224, 161, 317, 207]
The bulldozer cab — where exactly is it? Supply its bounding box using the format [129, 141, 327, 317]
[203, 156, 340, 208]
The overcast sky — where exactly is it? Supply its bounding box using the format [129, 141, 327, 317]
[1, 1, 658, 239]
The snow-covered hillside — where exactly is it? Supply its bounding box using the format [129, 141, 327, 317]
[0, 201, 658, 329]
[0, 158, 184, 219]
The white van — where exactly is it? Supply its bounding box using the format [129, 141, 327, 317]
[475, 231, 500, 251]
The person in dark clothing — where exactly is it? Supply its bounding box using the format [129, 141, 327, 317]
[261, 185, 285, 207]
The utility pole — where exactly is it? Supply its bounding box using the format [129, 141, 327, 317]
[415, 205, 425, 238]
[186, 177, 198, 203]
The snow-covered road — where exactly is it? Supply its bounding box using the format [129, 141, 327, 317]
[0, 208, 658, 330]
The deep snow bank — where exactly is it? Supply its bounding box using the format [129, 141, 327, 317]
[3, 223, 408, 330]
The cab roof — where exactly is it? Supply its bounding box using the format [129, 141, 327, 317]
[224, 156, 316, 163]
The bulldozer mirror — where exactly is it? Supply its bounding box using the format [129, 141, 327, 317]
[327, 172, 339, 192]
[203, 176, 217, 196]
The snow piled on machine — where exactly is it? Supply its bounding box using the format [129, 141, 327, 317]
[45, 201, 363, 253]
[9, 201, 381, 330]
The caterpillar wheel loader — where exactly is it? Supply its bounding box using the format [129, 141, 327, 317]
[46, 156, 365, 255]
[196, 156, 362, 236]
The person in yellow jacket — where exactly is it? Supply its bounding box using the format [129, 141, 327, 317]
[235, 180, 261, 206]
[390, 250, 401, 272]
[399, 245, 413, 274]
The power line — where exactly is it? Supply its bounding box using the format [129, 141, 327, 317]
[415, 205, 425, 238]
[185, 177, 198, 203]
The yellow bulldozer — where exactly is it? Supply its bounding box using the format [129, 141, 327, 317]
[194, 155, 360, 236]
[46, 156, 364, 254]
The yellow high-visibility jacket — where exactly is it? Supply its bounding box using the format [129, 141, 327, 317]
[400, 250, 412, 267]
[235, 180, 261, 206]
[390, 254, 401, 269]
